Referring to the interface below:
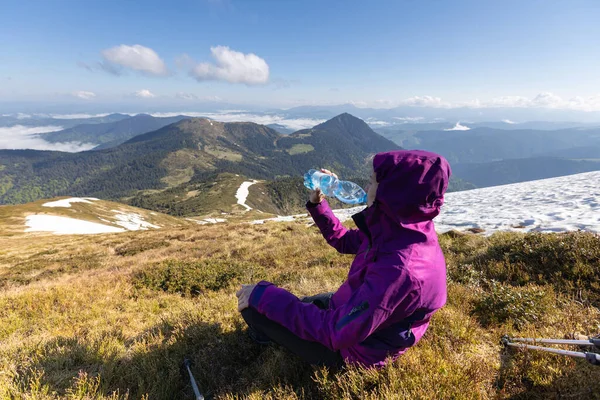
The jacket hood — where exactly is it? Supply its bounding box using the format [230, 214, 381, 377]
[372, 150, 451, 225]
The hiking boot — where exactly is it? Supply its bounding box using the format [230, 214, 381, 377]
[248, 328, 272, 345]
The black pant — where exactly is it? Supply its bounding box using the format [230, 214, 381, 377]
[241, 292, 344, 368]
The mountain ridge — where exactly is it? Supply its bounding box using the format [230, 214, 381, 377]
[0, 114, 400, 207]
[40, 114, 191, 149]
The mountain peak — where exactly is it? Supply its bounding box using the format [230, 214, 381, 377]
[315, 113, 369, 131]
[313, 113, 375, 135]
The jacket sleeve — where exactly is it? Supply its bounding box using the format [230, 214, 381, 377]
[307, 199, 363, 255]
[248, 260, 421, 351]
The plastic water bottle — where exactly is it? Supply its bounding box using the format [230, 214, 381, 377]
[303, 169, 368, 205]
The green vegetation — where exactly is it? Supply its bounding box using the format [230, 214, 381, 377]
[443, 231, 600, 305]
[0, 114, 399, 208]
[0, 220, 598, 399]
[134, 259, 261, 296]
[286, 144, 314, 155]
[447, 176, 476, 192]
[262, 176, 353, 215]
[129, 173, 250, 216]
[473, 282, 554, 328]
[204, 146, 244, 161]
[0, 176, 13, 197]
[43, 114, 188, 148]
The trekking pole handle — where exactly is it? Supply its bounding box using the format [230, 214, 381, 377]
[587, 352, 600, 366]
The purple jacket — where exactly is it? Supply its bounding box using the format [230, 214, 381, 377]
[249, 150, 451, 366]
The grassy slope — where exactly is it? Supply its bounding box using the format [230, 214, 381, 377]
[128, 173, 275, 218]
[0, 198, 190, 237]
[0, 223, 599, 399]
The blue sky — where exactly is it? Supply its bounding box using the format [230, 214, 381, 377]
[1, 0, 600, 110]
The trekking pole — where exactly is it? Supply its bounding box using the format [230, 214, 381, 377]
[183, 358, 205, 400]
[502, 336, 600, 366]
[509, 337, 600, 347]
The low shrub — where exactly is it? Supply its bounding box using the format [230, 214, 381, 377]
[473, 281, 555, 328]
[134, 259, 263, 296]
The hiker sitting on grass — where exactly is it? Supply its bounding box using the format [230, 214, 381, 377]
[236, 150, 451, 368]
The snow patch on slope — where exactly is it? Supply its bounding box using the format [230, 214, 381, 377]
[42, 197, 99, 208]
[188, 217, 227, 225]
[25, 215, 125, 235]
[250, 171, 600, 235]
[444, 122, 470, 131]
[235, 180, 259, 211]
[111, 211, 160, 230]
[436, 171, 600, 234]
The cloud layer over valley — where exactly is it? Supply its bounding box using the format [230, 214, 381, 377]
[0, 125, 96, 152]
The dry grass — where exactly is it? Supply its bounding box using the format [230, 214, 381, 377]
[0, 222, 599, 399]
[0, 198, 189, 238]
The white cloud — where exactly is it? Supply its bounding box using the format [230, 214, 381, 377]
[502, 119, 517, 124]
[531, 92, 564, 107]
[72, 91, 96, 100]
[401, 96, 449, 107]
[146, 111, 323, 131]
[0, 125, 96, 152]
[485, 92, 600, 111]
[444, 122, 471, 131]
[50, 113, 112, 119]
[191, 46, 269, 85]
[392, 117, 425, 122]
[134, 89, 156, 98]
[389, 92, 600, 112]
[565, 95, 600, 111]
[101, 44, 168, 76]
[488, 93, 557, 108]
[365, 118, 391, 126]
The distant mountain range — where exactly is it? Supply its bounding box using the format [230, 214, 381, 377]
[0, 113, 130, 129]
[273, 104, 600, 125]
[452, 157, 600, 187]
[41, 114, 190, 149]
[0, 113, 400, 207]
[2, 112, 600, 215]
[380, 127, 600, 164]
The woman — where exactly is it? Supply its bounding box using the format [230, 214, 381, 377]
[236, 150, 451, 368]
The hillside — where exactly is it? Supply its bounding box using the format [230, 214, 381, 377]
[0, 196, 191, 236]
[128, 172, 279, 217]
[0, 114, 400, 207]
[452, 157, 600, 187]
[0, 216, 598, 399]
[374, 126, 600, 188]
[381, 127, 600, 164]
[244, 171, 600, 236]
[41, 114, 190, 149]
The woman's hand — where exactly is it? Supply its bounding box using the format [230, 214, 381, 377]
[236, 284, 257, 311]
[309, 169, 338, 204]
[320, 168, 338, 179]
[309, 188, 325, 204]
